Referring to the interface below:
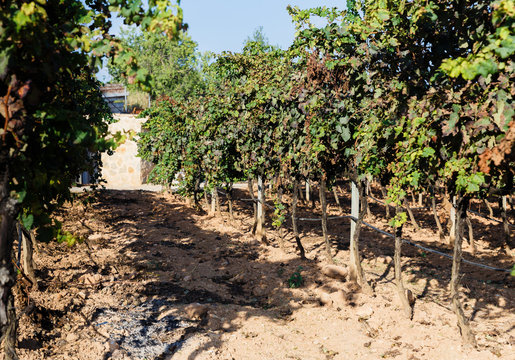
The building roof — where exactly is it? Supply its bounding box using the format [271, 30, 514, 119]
[100, 84, 128, 98]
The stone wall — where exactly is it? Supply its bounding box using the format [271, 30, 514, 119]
[101, 114, 153, 189]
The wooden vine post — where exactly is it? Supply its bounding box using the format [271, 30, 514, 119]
[210, 187, 218, 217]
[450, 195, 477, 346]
[364, 181, 372, 219]
[349, 180, 371, 292]
[255, 175, 267, 243]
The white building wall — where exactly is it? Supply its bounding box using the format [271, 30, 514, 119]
[100, 114, 152, 189]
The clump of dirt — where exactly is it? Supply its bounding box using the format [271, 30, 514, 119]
[6, 188, 515, 359]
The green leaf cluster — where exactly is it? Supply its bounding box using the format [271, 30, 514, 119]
[139, 0, 513, 229]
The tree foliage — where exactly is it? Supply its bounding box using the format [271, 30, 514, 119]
[108, 29, 202, 100]
[1, 0, 184, 237]
[0, 0, 183, 353]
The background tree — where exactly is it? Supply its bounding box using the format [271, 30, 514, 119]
[108, 29, 202, 100]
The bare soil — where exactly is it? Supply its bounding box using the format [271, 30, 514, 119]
[6, 186, 515, 360]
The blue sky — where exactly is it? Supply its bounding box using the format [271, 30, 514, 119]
[98, 1, 347, 82]
[181, 1, 346, 54]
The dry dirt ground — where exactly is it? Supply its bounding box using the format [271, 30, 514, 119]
[6, 186, 515, 360]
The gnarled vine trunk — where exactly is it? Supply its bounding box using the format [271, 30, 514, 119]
[451, 195, 476, 347]
[430, 187, 445, 240]
[248, 178, 258, 235]
[225, 184, 235, 222]
[16, 225, 36, 289]
[291, 179, 306, 259]
[319, 179, 332, 261]
[484, 199, 494, 218]
[276, 185, 286, 252]
[380, 186, 390, 219]
[448, 196, 456, 247]
[393, 218, 413, 319]
[404, 198, 419, 230]
[214, 188, 221, 217]
[203, 187, 210, 212]
[332, 185, 341, 208]
[0, 162, 18, 360]
[500, 195, 512, 249]
[465, 217, 476, 255]
[193, 177, 201, 208]
[298, 180, 305, 204]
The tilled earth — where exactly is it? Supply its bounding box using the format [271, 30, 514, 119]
[6, 188, 515, 359]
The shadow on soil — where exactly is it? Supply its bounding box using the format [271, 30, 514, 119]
[79, 190, 325, 359]
[25, 186, 514, 359]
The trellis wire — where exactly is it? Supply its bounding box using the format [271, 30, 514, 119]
[296, 213, 510, 273]
[237, 197, 276, 210]
[215, 186, 511, 273]
[467, 209, 515, 228]
[368, 191, 514, 228]
[367, 194, 429, 210]
[346, 215, 511, 274]
[217, 188, 277, 209]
